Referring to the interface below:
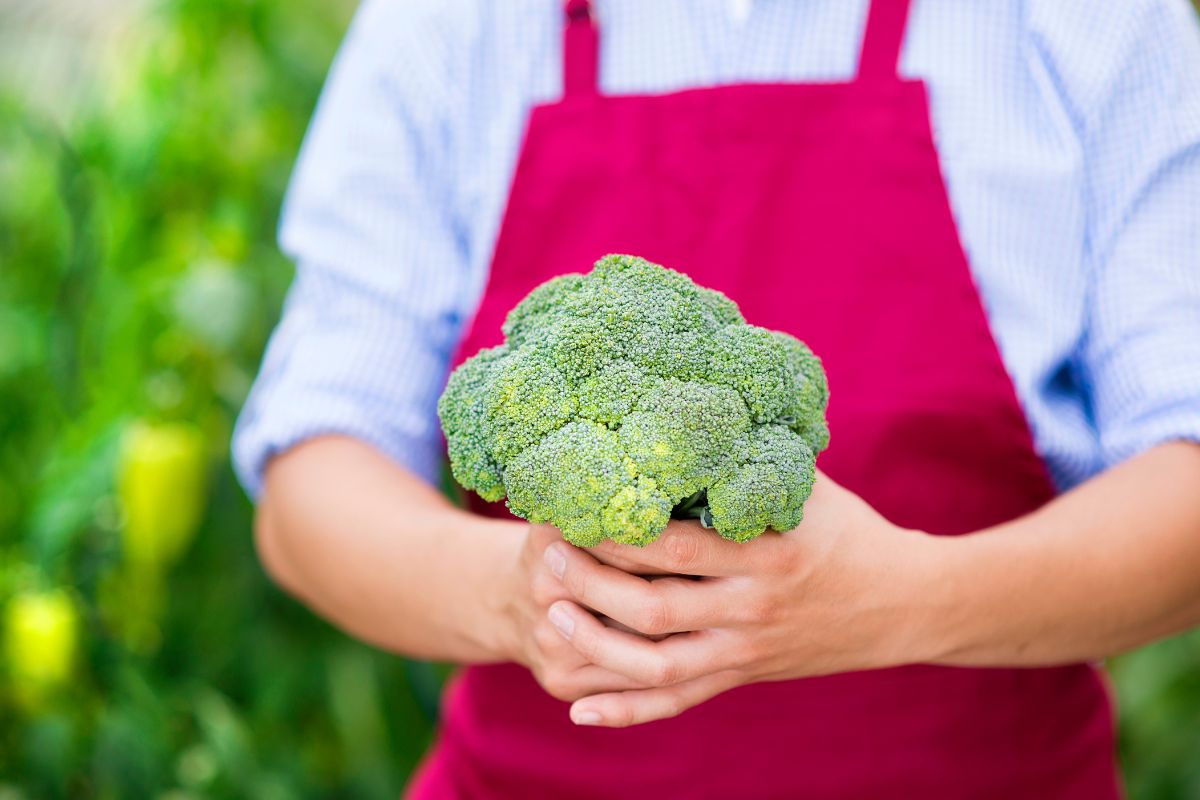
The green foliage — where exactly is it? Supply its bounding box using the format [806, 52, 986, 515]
[0, 1, 439, 797]
[1112, 635, 1200, 799]
[439, 255, 830, 546]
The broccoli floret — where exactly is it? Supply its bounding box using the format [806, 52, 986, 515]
[505, 420, 632, 546]
[774, 332, 831, 453]
[602, 478, 672, 547]
[438, 254, 829, 546]
[436, 346, 508, 501]
[502, 273, 587, 346]
[618, 380, 750, 500]
[707, 426, 816, 542]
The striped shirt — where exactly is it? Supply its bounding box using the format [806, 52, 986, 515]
[233, 0, 1200, 499]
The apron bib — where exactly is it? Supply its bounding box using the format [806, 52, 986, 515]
[410, 1, 1119, 796]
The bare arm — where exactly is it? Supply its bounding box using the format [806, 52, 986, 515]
[256, 435, 524, 662]
[927, 440, 1200, 665]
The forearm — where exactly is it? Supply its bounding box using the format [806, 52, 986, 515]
[920, 441, 1200, 667]
[256, 435, 525, 663]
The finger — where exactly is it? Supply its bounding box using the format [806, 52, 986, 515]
[589, 519, 759, 577]
[568, 670, 740, 728]
[598, 615, 669, 641]
[548, 600, 736, 686]
[548, 542, 733, 635]
[533, 618, 649, 701]
[535, 658, 649, 702]
[549, 663, 649, 700]
[587, 546, 675, 576]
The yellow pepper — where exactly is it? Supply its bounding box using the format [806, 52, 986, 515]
[118, 420, 208, 569]
[4, 589, 78, 703]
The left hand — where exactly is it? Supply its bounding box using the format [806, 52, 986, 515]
[540, 471, 940, 727]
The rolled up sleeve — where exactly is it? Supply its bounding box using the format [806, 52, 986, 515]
[233, 0, 473, 498]
[1079, 0, 1200, 469]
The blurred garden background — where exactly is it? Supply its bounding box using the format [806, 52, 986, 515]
[0, 1, 1198, 797]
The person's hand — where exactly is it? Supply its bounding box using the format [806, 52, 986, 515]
[497, 523, 648, 702]
[541, 472, 940, 726]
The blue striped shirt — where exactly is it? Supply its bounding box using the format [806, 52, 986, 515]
[233, 0, 1200, 499]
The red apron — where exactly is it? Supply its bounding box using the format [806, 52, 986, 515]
[410, 1, 1119, 796]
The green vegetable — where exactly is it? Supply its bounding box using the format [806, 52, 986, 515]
[4, 589, 78, 708]
[438, 254, 829, 546]
[118, 420, 209, 570]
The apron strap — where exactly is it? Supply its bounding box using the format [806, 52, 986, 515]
[563, 0, 599, 97]
[856, 0, 913, 81]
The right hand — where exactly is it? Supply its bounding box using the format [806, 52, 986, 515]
[498, 523, 647, 702]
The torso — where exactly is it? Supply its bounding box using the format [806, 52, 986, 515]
[407, 2, 1119, 796]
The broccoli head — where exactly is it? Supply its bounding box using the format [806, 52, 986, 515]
[438, 254, 829, 546]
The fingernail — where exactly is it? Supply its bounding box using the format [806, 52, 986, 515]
[573, 709, 603, 726]
[548, 605, 574, 640]
[544, 544, 566, 579]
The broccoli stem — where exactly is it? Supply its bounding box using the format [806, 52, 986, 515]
[672, 489, 714, 528]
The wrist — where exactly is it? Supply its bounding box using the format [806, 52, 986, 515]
[898, 527, 1016, 667]
[458, 515, 527, 663]
[879, 527, 965, 668]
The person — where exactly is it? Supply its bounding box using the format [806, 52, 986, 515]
[233, 0, 1200, 796]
